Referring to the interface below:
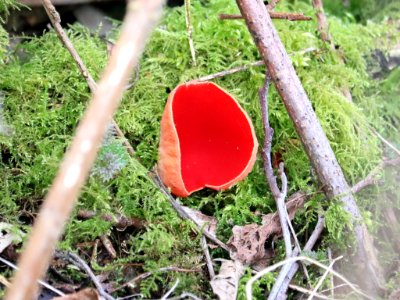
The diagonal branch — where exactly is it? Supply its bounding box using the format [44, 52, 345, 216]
[42, 0, 136, 156]
[235, 0, 383, 293]
[43, 0, 226, 258]
[4, 1, 166, 299]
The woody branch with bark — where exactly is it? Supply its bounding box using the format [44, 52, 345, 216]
[4, 1, 166, 299]
[235, 0, 383, 295]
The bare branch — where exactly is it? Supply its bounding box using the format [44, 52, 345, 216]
[259, 75, 292, 258]
[41, 0, 136, 156]
[161, 279, 180, 300]
[266, 0, 281, 11]
[371, 128, 400, 157]
[77, 209, 146, 230]
[197, 61, 264, 82]
[220, 11, 312, 21]
[311, 0, 352, 102]
[311, 0, 331, 43]
[4, 1, 165, 299]
[352, 157, 400, 193]
[151, 169, 230, 252]
[235, 0, 383, 290]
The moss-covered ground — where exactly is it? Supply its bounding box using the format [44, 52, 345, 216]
[0, 0, 399, 298]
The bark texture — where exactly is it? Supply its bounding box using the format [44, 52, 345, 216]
[4, 1, 165, 299]
[236, 0, 382, 292]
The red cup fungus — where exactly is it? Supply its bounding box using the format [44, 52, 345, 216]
[158, 81, 258, 197]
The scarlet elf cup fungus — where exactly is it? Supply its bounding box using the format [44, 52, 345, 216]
[158, 81, 258, 197]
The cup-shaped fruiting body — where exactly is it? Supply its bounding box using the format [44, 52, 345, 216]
[158, 81, 258, 197]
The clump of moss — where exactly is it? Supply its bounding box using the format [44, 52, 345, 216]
[0, 0, 396, 297]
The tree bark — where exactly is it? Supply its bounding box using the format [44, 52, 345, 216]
[235, 0, 383, 293]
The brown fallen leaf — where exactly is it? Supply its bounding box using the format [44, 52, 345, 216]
[228, 192, 307, 266]
[53, 288, 100, 300]
[210, 260, 244, 300]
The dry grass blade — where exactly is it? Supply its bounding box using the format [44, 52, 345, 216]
[4, 1, 165, 299]
[307, 256, 343, 300]
[246, 256, 373, 300]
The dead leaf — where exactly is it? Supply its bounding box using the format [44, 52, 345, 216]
[210, 260, 244, 300]
[228, 192, 307, 266]
[52, 288, 100, 300]
[228, 223, 277, 266]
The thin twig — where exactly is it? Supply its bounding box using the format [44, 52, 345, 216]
[184, 0, 196, 65]
[267, 215, 325, 300]
[236, 0, 382, 288]
[196, 48, 317, 83]
[246, 255, 373, 300]
[371, 128, 400, 157]
[161, 279, 180, 300]
[152, 169, 230, 252]
[308, 256, 343, 300]
[113, 266, 201, 292]
[41, 0, 136, 156]
[201, 236, 215, 279]
[311, 0, 352, 102]
[219, 11, 312, 21]
[311, 0, 331, 43]
[288, 284, 332, 300]
[266, 0, 281, 10]
[197, 61, 264, 82]
[55, 251, 115, 300]
[259, 74, 292, 258]
[352, 157, 400, 193]
[165, 292, 202, 300]
[327, 248, 335, 299]
[77, 209, 146, 230]
[0, 256, 64, 296]
[5, 2, 165, 299]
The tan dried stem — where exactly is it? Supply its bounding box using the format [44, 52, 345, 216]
[4, 1, 165, 299]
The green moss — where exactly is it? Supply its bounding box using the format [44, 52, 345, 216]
[0, 0, 396, 297]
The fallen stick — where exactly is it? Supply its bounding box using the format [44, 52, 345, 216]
[4, 1, 165, 299]
[235, 0, 383, 292]
[219, 11, 312, 21]
[42, 0, 136, 156]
